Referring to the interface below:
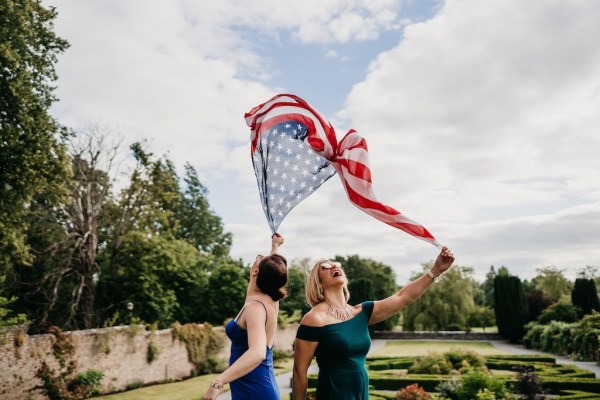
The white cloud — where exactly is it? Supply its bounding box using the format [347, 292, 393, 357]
[44, 0, 600, 285]
[332, 0, 600, 280]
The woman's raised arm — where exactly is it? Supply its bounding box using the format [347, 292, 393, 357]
[369, 246, 454, 325]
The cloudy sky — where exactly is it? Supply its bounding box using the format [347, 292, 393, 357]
[45, 0, 600, 283]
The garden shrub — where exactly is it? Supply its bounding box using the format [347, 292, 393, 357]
[68, 369, 104, 397]
[522, 322, 543, 349]
[537, 302, 581, 324]
[511, 366, 545, 400]
[409, 350, 485, 374]
[475, 388, 497, 400]
[540, 321, 571, 354]
[435, 378, 461, 400]
[455, 371, 507, 400]
[571, 312, 600, 361]
[409, 353, 452, 374]
[395, 383, 430, 400]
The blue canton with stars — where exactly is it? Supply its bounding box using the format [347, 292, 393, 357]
[252, 121, 337, 233]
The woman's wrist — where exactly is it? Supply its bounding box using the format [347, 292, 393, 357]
[426, 267, 443, 283]
[209, 378, 224, 390]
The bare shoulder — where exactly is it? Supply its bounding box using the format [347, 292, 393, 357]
[243, 301, 268, 322]
[300, 306, 329, 327]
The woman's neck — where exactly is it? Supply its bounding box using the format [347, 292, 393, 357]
[323, 288, 346, 308]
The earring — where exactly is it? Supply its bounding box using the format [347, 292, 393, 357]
[318, 286, 324, 298]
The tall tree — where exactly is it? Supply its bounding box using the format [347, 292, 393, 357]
[0, 0, 70, 272]
[525, 288, 555, 321]
[571, 278, 600, 316]
[534, 266, 573, 301]
[10, 129, 118, 330]
[175, 163, 232, 258]
[402, 265, 476, 331]
[494, 275, 528, 342]
[96, 232, 208, 327]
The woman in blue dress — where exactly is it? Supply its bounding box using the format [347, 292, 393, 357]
[292, 246, 455, 400]
[203, 234, 287, 400]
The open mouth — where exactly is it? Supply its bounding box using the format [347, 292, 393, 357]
[332, 270, 342, 277]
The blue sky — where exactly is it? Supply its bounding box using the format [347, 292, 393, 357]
[45, 0, 600, 283]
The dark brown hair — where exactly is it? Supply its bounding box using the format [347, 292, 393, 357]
[256, 254, 288, 301]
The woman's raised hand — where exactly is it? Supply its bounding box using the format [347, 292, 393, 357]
[433, 246, 455, 274]
[270, 233, 284, 255]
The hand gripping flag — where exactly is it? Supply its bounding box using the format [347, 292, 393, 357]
[245, 94, 440, 247]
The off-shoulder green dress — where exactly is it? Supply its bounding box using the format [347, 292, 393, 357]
[296, 301, 374, 400]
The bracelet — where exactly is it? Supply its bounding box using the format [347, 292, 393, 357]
[426, 269, 440, 283]
[209, 379, 224, 390]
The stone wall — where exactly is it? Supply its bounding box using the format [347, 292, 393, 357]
[0, 323, 299, 400]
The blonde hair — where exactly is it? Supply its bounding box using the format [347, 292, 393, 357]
[306, 259, 350, 307]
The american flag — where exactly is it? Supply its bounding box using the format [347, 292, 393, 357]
[245, 94, 440, 247]
[250, 120, 337, 232]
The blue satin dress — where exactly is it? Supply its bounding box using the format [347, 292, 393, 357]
[225, 301, 280, 400]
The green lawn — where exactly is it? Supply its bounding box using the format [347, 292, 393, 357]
[95, 358, 293, 400]
[95, 374, 225, 400]
[370, 340, 513, 357]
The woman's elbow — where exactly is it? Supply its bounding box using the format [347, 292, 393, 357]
[253, 349, 267, 363]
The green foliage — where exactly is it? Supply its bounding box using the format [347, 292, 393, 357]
[333, 255, 399, 331]
[176, 164, 232, 257]
[171, 322, 224, 374]
[278, 309, 302, 328]
[96, 233, 208, 328]
[0, 275, 27, 327]
[455, 371, 507, 400]
[523, 312, 600, 361]
[494, 275, 528, 342]
[537, 302, 581, 324]
[125, 380, 145, 390]
[68, 369, 104, 397]
[467, 306, 496, 330]
[539, 321, 575, 355]
[204, 261, 248, 324]
[480, 266, 499, 308]
[571, 278, 600, 316]
[534, 267, 573, 301]
[408, 350, 485, 374]
[0, 0, 70, 272]
[395, 383, 430, 400]
[147, 341, 160, 363]
[280, 262, 311, 316]
[436, 378, 461, 400]
[403, 266, 476, 331]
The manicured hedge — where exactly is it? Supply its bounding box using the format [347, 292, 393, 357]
[540, 377, 600, 394]
[307, 354, 599, 396]
[558, 390, 600, 399]
[367, 357, 413, 371]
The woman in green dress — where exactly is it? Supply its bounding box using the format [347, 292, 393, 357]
[292, 246, 455, 400]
